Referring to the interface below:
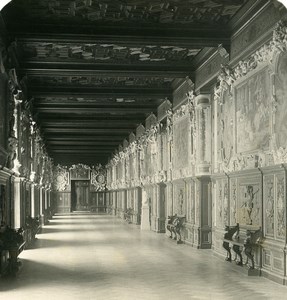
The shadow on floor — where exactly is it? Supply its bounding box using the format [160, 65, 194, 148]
[0, 259, 112, 292]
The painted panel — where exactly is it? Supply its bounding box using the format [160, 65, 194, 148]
[217, 89, 234, 169]
[274, 52, 287, 148]
[173, 117, 189, 170]
[235, 67, 270, 153]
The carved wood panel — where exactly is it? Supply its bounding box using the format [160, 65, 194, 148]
[173, 181, 185, 215]
[229, 178, 237, 225]
[264, 175, 275, 237]
[275, 173, 285, 240]
[238, 182, 261, 226]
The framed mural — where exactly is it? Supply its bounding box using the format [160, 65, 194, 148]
[234, 66, 270, 154]
[173, 116, 190, 170]
[274, 51, 287, 149]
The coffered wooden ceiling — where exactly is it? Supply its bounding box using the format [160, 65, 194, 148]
[2, 0, 263, 166]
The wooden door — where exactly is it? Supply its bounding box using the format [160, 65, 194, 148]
[74, 181, 89, 211]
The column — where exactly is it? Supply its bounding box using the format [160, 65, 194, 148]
[31, 183, 35, 217]
[141, 188, 150, 230]
[11, 90, 22, 174]
[13, 177, 21, 228]
[195, 94, 211, 175]
[44, 188, 48, 210]
[39, 186, 44, 225]
[156, 182, 166, 233]
[194, 94, 212, 248]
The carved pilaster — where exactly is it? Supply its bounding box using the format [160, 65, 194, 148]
[195, 94, 211, 175]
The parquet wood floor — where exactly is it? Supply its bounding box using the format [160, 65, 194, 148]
[0, 213, 286, 299]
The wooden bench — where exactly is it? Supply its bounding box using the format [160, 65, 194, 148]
[0, 226, 25, 276]
[223, 223, 262, 269]
[124, 208, 133, 224]
[166, 215, 186, 244]
[25, 216, 41, 248]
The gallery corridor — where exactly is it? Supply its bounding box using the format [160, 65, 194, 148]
[0, 213, 286, 300]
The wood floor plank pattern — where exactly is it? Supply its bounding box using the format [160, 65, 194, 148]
[0, 213, 286, 299]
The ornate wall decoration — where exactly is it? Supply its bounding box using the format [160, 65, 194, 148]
[70, 164, 90, 180]
[264, 176, 274, 236]
[215, 181, 223, 228]
[214, 22, 287, 172]
[238, 183, 260, 226]
[215, 21, 287, 101]
[231, 3, 284, 59]
[223, 181, 229, 225]
[174, 184, 185, 215]
[190, 180, 195, 224]
[166, 108, 173, 142]
[90, 165, 106, 192]
[54, 165, 69, 191]
[195, 181, 200, 225]
[195, 48, 229, 90]
[230, 179, 237, 225]
[276, 175, 285, 239]
[7, 72, 22, 173]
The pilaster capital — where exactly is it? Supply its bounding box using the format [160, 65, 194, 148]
[195, 94, 211, 108]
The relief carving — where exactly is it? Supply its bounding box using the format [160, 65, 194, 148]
[54, 165, 69, 191]
[276, 176, 285, 239]
[215, 22, 287, 170]
[217, 181, 223, 227]
[264, 177, 274, 236]
[230, 179, 237, 224]
[238, 184, 260, 226]
[223, 182, 229, 225]
[190, 181, 195, 224]
[91, 165, 106, 192]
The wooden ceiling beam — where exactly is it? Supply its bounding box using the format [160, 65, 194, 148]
[47, 141, 121, 146]
[51, 149, 115, 153]
[45, 135, 127, 141]
[41, 121, 139, 128]
[43, 128, 132, 134]
[34, 107, 155, 114]
[30, 86, 172, 98]
[20, 67, 193, 79]
[38, 115, 145, 121]
[14, 27, 230, 48]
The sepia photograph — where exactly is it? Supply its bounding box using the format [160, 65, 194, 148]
[0, 0, 287, 299]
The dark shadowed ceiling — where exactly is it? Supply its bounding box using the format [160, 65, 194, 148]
[1, 0, 264, 166]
